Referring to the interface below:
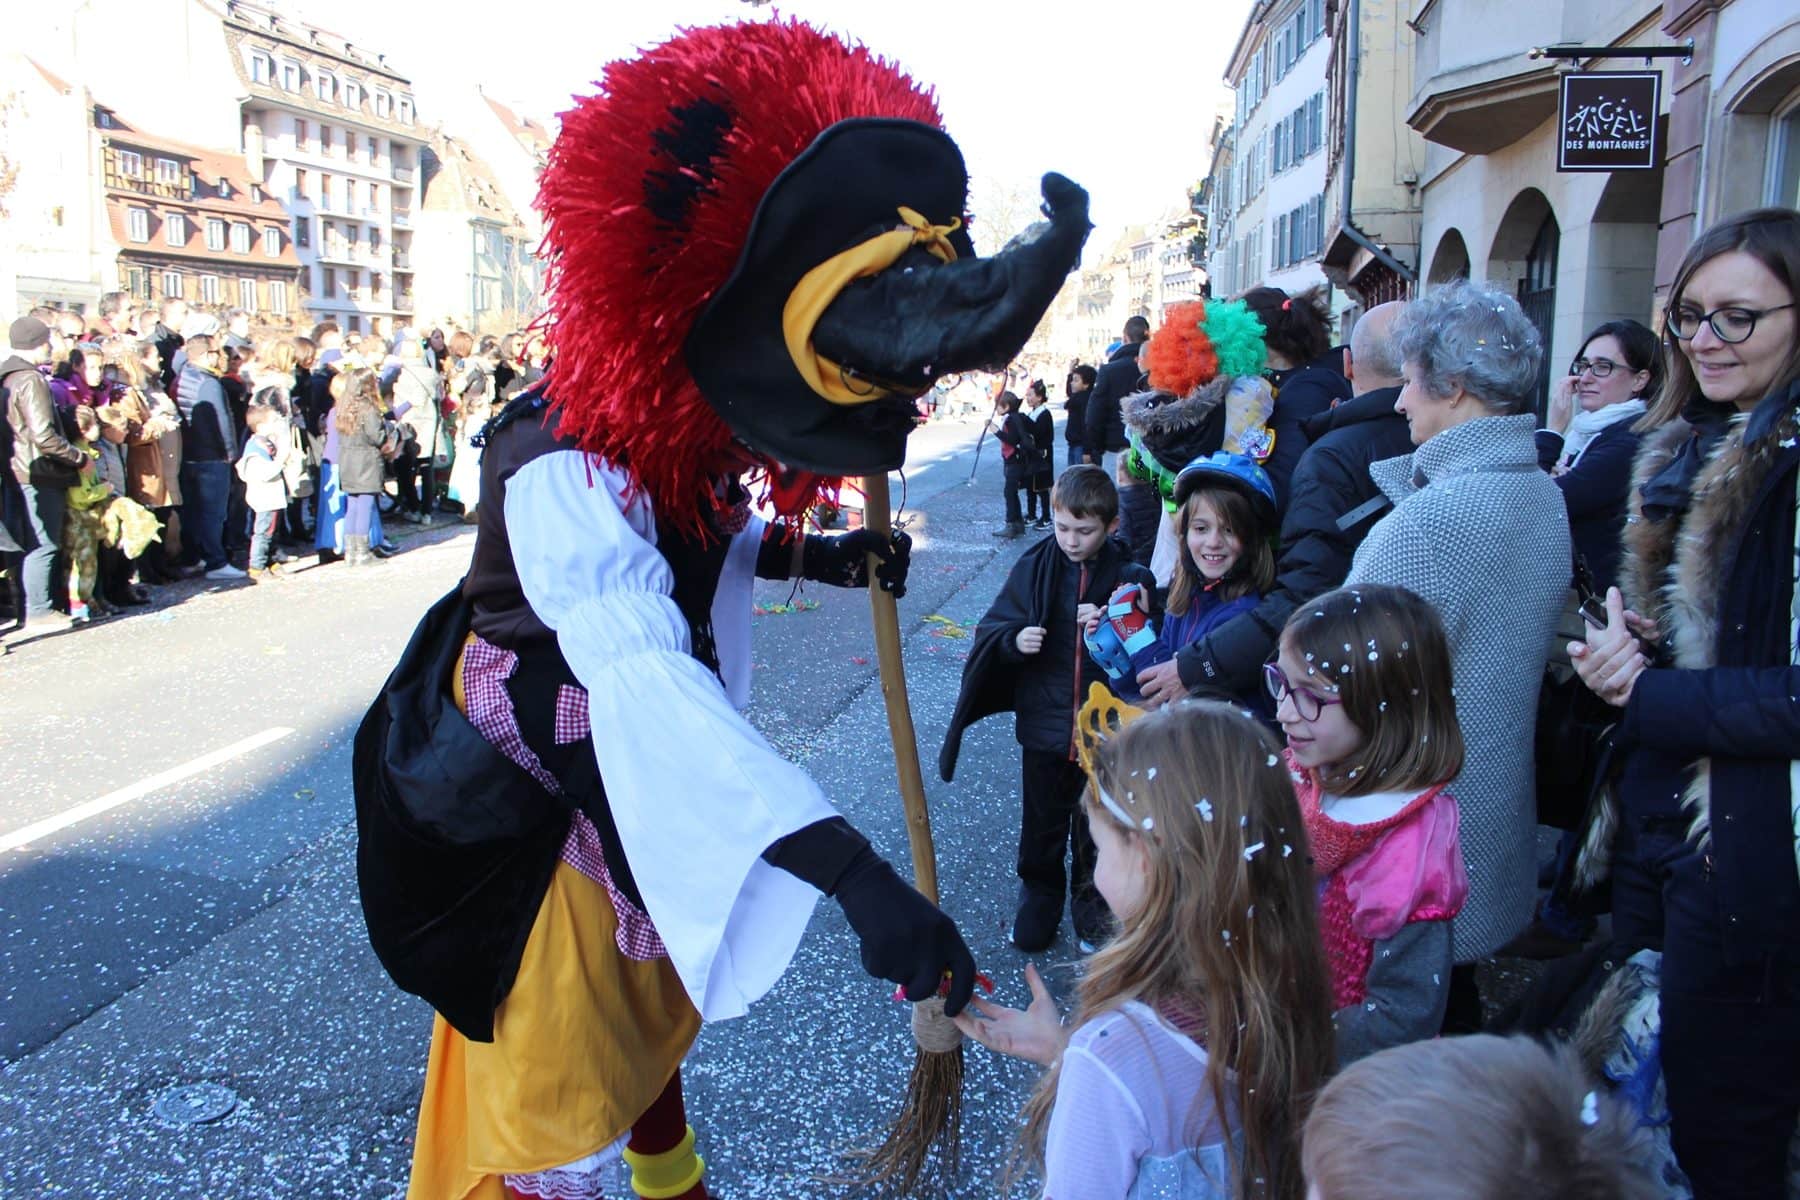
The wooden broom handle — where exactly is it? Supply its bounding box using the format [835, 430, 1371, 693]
[858, 472, 940, 906]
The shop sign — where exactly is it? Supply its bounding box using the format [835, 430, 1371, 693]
[1558, 71, 1660, 171]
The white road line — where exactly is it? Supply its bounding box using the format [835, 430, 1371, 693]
[0, 726, 296, 854]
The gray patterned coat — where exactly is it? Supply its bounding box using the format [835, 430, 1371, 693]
[1348, 414, 1570, 961]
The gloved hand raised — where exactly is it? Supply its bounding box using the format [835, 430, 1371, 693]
[801, 528, 912, 597]
[833, 847, 976, 1016]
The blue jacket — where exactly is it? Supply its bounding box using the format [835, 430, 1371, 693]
[1615, 382, 1800, 963]
[1536, 419, 1642, 592]
[177, 363, 232, 462]
[1118, 585, 1260, 702]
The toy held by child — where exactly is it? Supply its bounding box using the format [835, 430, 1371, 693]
[955, 693, 1335, 1200]
[1270, 584, 1468, 1066]
[942, 464, 1157, 953]
[1087, 452, 1276, 706]
[1302, 1034, 1662, 1200]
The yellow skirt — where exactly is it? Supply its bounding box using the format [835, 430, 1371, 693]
[404, 859, 702, 1200]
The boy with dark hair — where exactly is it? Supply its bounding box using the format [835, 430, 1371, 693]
[941, 463, 1157, 951]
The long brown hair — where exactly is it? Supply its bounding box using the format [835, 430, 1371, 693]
[1279, 585, 1464, 797]
[333, 367, 381, 434]
[1018, 702, 1334, 1200]
[1643, 207, 1800, 431]
[1166, 485, 1276, 615]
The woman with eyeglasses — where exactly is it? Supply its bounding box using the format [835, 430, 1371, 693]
[1539, 319, 1661, 591]
[1344, 280, 1572, 1029]
[1569, 207, 1800, 1200]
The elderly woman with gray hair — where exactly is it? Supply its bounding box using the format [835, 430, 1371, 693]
[1345, 280, 1570, 1027]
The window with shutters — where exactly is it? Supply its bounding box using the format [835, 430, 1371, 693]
[232, 223, 252, 254]
[205, 219, 226, 251]
[118, 149, 143, 177]
[162, 271, 183, 299]
[270, 282, 288, 316]
[128, 208, 150, 242]
[200, 275, 221, 304]
[239, 278, 257, 310]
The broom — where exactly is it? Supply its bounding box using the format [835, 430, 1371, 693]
[850, 470, 965, 1196]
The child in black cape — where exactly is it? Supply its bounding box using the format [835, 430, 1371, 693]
[940, 463, 1157, 952]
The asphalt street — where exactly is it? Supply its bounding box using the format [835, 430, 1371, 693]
[0, 408, 1086, 1198]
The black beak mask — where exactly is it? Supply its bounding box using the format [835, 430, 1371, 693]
[686, 119, 1091, 477]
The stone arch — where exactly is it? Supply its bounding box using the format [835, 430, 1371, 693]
[1708, 18, 1800, 217]
[1426, 228, 1471, 286]
[1490, 190, 1559, 414]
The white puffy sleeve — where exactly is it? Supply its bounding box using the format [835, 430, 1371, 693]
[504, 450, 835, 1020]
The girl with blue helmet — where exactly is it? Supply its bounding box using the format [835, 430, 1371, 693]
[1085, 451, 1277, 706]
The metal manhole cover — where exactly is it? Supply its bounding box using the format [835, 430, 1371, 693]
[153, 1082, 238, 1125]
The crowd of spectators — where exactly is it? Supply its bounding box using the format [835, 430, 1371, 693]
[956, 206, 1798, 1200]
[0, 293, 545, 650]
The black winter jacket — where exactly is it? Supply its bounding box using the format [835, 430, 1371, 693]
[1613, 381, 1800, 965]
[1086, 341, 1143, 454]
[1064, 387, 1088, 449]
[1175, 386, 1411, 696]
[997, 411, 1034, 480]
[1115, 480, 1161, 569]
[940, 535, 1155, 776]
[1263, 360, 1353, 512]
[1534, 420, 1641, 592]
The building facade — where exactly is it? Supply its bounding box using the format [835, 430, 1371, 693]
[2, 55, 111, 313]
[1319, 0, 1426, 307]
[1207, 0, 1335, 300]
[47, 0, 424, 336]
[96, 105, 302, 330]
[414, 130, 539, 337]
[1658, 0, 1800, 285]
[225, 2, 425, 334]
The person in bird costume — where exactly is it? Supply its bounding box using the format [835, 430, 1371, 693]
[351, 20, 1090, 1200]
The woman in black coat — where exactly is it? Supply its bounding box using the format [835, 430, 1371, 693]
[1241, 285, 1352, 512]
[1572, 209, 1800, 1199]
[333, 367, 393, 567]
[1537, 319, 1660, 591]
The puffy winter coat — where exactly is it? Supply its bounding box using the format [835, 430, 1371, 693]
[1263, 360, 1353, 512]
[176, 362, 232, 462]
[1347, 414, 1570, 961]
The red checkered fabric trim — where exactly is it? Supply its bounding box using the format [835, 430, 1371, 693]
[554, 685, 589, 745]
[461, 638, 559, 793]
[565, 812, 667, 961]
[462, 634, 666, 962]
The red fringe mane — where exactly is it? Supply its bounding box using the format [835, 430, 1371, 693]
[536, 20, 943, 537]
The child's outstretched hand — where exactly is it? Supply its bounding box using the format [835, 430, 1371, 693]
[1016, 625, 1047, 655]
[952, 962, 1067, 1067]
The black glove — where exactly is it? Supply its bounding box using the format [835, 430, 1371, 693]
[801, 528, 912, 598]
[833, 847, 977, 1016]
